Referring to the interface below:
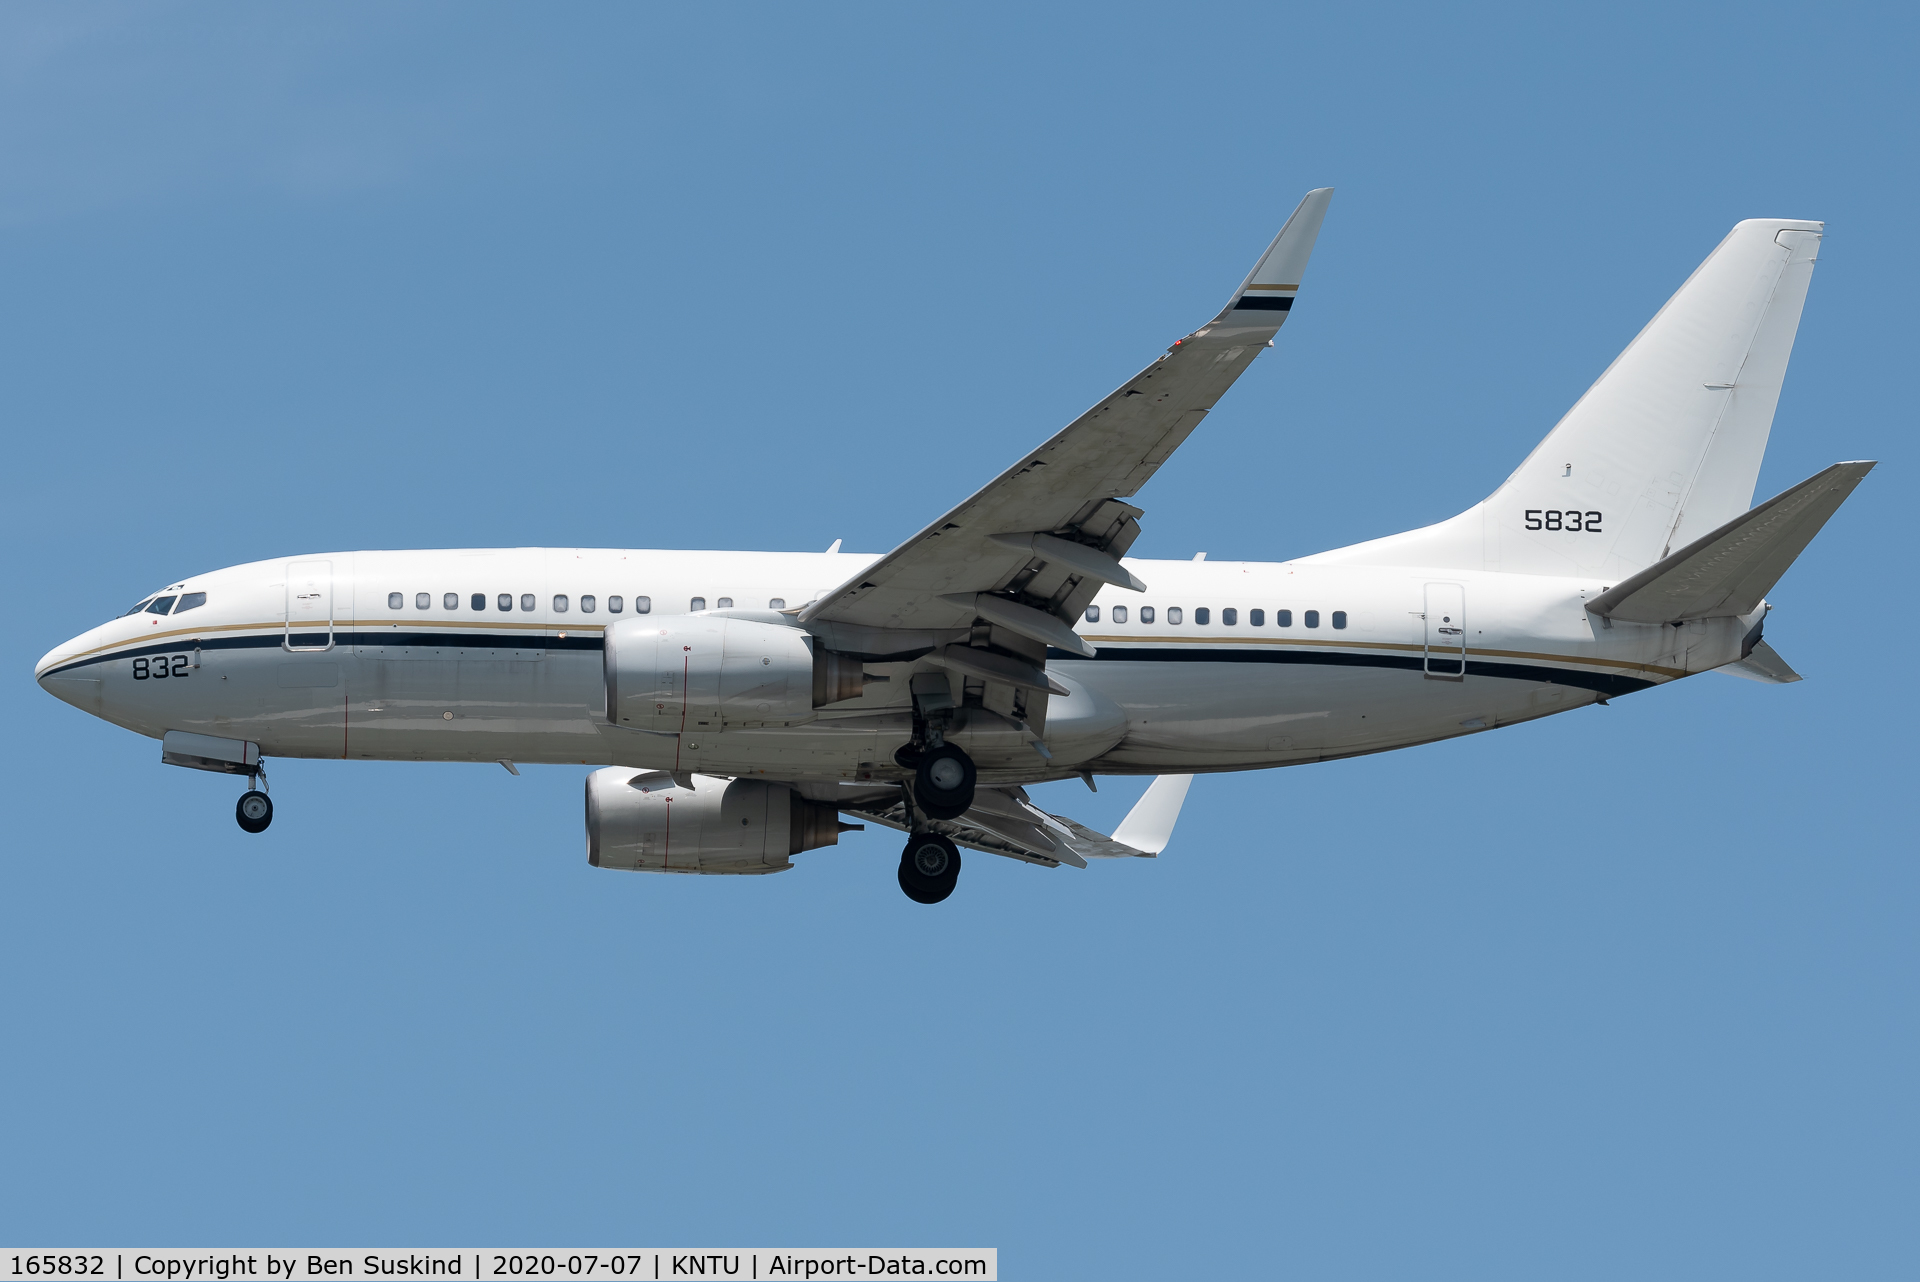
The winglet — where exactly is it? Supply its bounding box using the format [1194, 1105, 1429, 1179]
[1216, 188, 1334, 321]
[1111, 775, 1194, 855]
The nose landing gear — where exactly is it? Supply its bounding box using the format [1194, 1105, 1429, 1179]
[898, 833, 962, 904]
[235, 763, 272, 833]
[236, 790, 273, 833]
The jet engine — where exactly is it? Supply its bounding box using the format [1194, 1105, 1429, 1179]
[605, 614, 819, 732]
[585, 769, 854, 874]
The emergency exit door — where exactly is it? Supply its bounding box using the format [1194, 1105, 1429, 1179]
[1424, 582, 1466, 680]
[285, 560, 334, 652]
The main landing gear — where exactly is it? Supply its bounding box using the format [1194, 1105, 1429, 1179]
[899, 832, 962, 904]
[913, 742, 977, 819]
[895, 734, 974, 902]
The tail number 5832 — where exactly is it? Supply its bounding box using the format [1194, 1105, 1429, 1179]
[1526, 509, 1602, 532]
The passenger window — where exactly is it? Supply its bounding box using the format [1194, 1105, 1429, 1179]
[1305, 610, 1320, 628]
[124, 597, 157, 616]
[415, 593, 430, 610]
[1277, 609, 1292, 627]
[1085, 605, 1101, 623]
[1140, 606, 1155, 624]
[174, 592, 207, 614]
[1112, 605, 1128, 623]
[497, 594, 513, 612]
[1250, 609, 1265, 626]
[1167, 607, 1184, 625]
[714, 597, 731, 609]
[1333, 611, 1348, 630]
[769, 597, 786, 609]
[471, 593, 486, 611]
[635, 596, 652, 614]
[147, 596, 177, 615]
[388, 592, 404, 609]
[445, 593, 459, 610]
[1195, 607, 1210, 625]
[553, 595, 569, 613]
[690, 596, 707, 611]
[608, 595, 624, 613]
[1222, 608, 1236, 625]
[580, 595, 596, 613]
[521, 594, 536, 612]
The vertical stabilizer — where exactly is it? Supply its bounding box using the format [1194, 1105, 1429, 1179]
[1312, 218, 1823, 577]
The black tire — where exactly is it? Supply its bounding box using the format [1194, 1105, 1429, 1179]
[898, 834, 962, 904]
[913, 743, 976, 820]
[236, 790, 273, 834]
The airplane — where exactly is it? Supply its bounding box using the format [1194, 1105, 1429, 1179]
[34, 189, 1874, 904]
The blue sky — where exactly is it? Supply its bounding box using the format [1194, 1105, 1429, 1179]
[3, 4, 1915, 1277]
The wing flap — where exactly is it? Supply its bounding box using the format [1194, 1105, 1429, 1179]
[836, 781, 1189, 868]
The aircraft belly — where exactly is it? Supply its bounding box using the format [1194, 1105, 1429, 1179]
[136, 646, 612, 764]
[1066, 658, 1592, 770]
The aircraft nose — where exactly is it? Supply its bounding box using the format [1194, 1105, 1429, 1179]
[36, 639, 104, 713]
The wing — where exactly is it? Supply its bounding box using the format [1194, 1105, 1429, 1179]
[836, 775, 1196, 869]
[800, 189, 1334, 653]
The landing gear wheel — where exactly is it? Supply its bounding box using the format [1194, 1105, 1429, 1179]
[913, 743, 976, 820]
[898, 834, 962, 904]
[236, 790, 273, 834]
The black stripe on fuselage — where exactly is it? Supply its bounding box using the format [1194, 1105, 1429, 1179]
[1049, 644, 1655, 698]
[1232, 295, 1294, 311]
[43, 631, 1655, 699]
[39, 628, 607, 676]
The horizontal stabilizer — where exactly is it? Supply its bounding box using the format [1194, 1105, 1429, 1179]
[1587, 461, 1874, 624]
[1716, 638, 1803, 684]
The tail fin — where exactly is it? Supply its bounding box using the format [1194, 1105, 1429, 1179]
[1313, 218, 1824, 577]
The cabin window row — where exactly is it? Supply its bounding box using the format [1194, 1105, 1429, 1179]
[384, 594, 792, 614]
[386, 592, 654, 614]
[1084, 605, 1347, 629]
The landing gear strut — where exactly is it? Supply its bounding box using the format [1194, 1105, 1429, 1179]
[898, 833, 962, 904]
[913, 743, 976, 820]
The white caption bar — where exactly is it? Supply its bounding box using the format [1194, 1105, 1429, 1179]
[3, 1254, 994, 1282]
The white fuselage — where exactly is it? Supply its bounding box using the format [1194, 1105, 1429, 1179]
[34, 547, 1758, 784]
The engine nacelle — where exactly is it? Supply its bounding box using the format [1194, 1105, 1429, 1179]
[585, 769, 850, 874]
[605, 614, 817, 733]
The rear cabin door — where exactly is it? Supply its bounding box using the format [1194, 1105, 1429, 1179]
[1424, 582, 1466, 680]
[286, 560, 334, 652]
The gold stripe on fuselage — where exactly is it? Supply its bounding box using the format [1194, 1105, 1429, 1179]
[1077, 634, 1687, 679]
[48, 617, 611, 665]
[51, 620, 1680, 682]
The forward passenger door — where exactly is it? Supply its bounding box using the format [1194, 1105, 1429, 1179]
[285, 561, 334, 652]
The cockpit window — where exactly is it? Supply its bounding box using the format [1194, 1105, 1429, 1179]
[146, 596, 178, 615]
[124, 597, 157, 617]
[174, 592, 207, 614]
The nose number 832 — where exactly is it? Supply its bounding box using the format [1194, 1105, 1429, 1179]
[132, 655, 190, 679]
